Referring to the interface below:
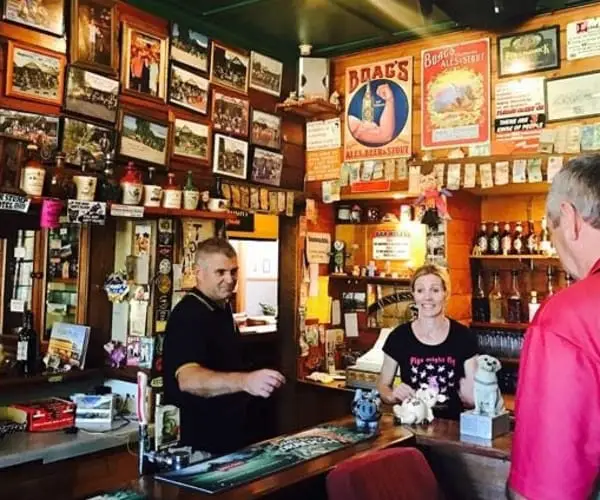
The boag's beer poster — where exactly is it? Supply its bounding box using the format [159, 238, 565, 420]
[344, 57, 412, 162]
[421, 38, 490, 149]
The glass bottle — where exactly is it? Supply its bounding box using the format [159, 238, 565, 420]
[143, 166, 162, 207]
[489, 271, 505, 323]
[183, 170, 200, 210]
[120, 161, 143, 205]
[47, 152, 70, 200]
[16, 310, 38, 376]
[162, 173, 182, 209]
[472, 271, 490, 322]
[539, 216, 552, 256]
[507, 270, 523, 323]
[210, 176, 224, 199]
[97, 154, 121, 202]
[525, 220, 537, 255]
[21, 144, 46, 197]
[475, 222, 488, 255]
[501, 222, 512, 256]
[73, 159, 98, 201]
[528, 290, 540, 322]
[489, 222, 501, 255]
[512, 221, 524, 255]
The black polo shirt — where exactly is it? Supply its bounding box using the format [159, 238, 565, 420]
[163, 289, 248, 455]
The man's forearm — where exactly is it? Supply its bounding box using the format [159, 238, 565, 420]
[178, 364, 246, 397]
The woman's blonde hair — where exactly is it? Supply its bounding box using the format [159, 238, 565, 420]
[410, 264, 451, 297]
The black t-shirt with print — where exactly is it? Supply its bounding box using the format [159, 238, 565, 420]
[382, 319, 477, 420]
[163, 289, 249, 455]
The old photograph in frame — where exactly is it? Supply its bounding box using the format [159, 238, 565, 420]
[168, 64, 209, 115]
[251, 147, 283, 187]
[70, 0, 118, 75]
[213, 133, 248, 180]
[211, 90, 249, 137]
[172, 117, 210, 163]
[170, 23, 209, 73]
[545, 71, 600, 122]
[118, 110, 170, 167]
[497, 26, 560, 78]
[3, 0, 64, 36]
[249, 51, 283, 97]
[64, 66, 119, 123]
[61, 117, 115, 166]
[250, 109, 281, 150]
[210, 43, 249, 94]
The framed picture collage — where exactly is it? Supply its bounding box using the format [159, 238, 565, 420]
[0, 1, 286, 191]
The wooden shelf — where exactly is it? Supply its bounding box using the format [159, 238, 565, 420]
[329, 274, 411, 285]
[470, 254, 559, 260]
[465, 183, 549, 197]
[471, 321, 528, 331]
[276, 98, 340, 120]
[47, 277, 78, 284]
[503, 393, 515, 412]
[0, 368, 102, 391]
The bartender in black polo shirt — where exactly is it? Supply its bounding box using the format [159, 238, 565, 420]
[163, 237, 285, 455]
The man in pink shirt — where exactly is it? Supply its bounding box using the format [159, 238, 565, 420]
[508, 155, 600, 499]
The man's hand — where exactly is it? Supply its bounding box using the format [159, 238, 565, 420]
[243, 369, 286, 398]
[376, 83, 394, 101]
[391, 383, 415, 402]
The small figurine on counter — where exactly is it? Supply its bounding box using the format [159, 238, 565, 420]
[367, 261, 377, 277]
[352, 265, 361, 277]
[350, 204, 362, 223]
[331, 240, 348, 274]
[473, 354, 505, 416]
[393, 380, 447, 425]
[352, 389, 382, 432]
[414, 172, 452, 229]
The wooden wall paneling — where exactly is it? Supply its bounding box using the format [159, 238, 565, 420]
[481, 194, 547, 224]
[117, 1, 168, 32]
[0, 21, 66, 53]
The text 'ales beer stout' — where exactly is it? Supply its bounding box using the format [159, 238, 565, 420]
[16, 311, 38, 376]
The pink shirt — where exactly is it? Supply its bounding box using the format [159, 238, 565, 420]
[509, 259, 600, 499]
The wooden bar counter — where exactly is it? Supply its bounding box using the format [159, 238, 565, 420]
[83, 414, 511, 500]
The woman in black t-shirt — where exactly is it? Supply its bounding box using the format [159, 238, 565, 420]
[377, 264, 478, 420]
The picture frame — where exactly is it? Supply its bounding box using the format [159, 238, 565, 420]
[61, 116, 115, 166]
[545, 71, 600, 122]
[3, 0, 65, 36]
[249, 51, 283, 97]
[211, 90, 250, 137]
[0, 108, 59, 159]
[172, 117, 210, 163]
[118, 110, 170, 167]
[250, 109, 281, 150]
[168, 64, 209, 115]
[497, 26, 560, 78]
[213, 133, 248, 180]
[210, 43, 249, 94]
[70, 0, 118, 75]
[251, 147, 283, 187]
[121, 20, 169, 102]
[5, 41, 66, 106]
[170, 23, 209, 74]
[64, 66, 119, 123]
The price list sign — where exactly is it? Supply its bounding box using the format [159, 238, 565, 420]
[372, 230, 411, 260]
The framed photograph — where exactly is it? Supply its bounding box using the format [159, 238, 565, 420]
[61, 117, 115, 165]
[497, 26, 560, 78]
[64, 66, 119, 123]
[5, 41, 65, 106]
[546, 71, 600, 122]
[250, 109, 281, 150]
[168, 64, 209, 114]
[251, 147, 283, 187]
[70, 0, 117, 75]
[213, 133, 248, 180]
[170, 23, 209, 73]
[3, 0, 64, 36]
[121, 21, 168, 102]
[118, 111, 170, 166]
[172, 117, 210, 162]
[0, 108, 59, 159]
[211, 90, 249, 137]
[211, 43, 249, 94]
[249, 51, 283, 97]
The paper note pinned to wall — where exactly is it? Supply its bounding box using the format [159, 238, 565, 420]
[344, 312, 359, 338]
[309, 263, 319, 296]
[306, 275, 331, 324]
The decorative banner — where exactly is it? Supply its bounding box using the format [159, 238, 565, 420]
[372, 229, 411, 260]
[493, 77, 545, 154]
[306, 149, 342, 181]
[67, 200, 107, 225]
[306, 118, 341, 151]
[421, 38, 490, 150]
[0, 193, 30, 213]
[567, 18, 600, 60]
[154, 218, 174, 333]
[344, 57, 412, 161]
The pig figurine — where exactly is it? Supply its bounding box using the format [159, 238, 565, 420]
[352, 389, 382, 432]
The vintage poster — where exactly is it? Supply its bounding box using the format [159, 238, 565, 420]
[344, 57, 412, 161]
[421, 39, 490, 150]
[493, 77, 545, 154]
[567, 18, 600, 60]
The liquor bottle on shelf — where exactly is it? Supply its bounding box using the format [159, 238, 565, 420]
[512, 221, 524, 255]
[143, 166, 162, 208]
[162, 173, 182, 209]
[21, 144, 46, 197]
[528, 290, 541, 321]
[525, 220, 538, 255]
[489, 222, 501, 255]
[507, 270, 523, 323]
[539, 216, 552, 256]
[97, 154, 121, 203]
[120, 161, 143, 205]
[16, 310, 38, 376]
[210, 176, 225, 200]
[183, 170, 200, 210]
[501, 223, 512, 256]
[489, 271, 504, 323]
[46, 152, 70, 200]
[472, 270, 490, 322]
[73, 158, 97, 201]
[546, 266, 555, 298]
[475, 222, 488, 255]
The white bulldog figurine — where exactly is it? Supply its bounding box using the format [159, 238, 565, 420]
[393, 382, 447, 425]
[474, 354, 505, 416]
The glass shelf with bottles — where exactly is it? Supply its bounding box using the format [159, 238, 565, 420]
[471, 218, 558, 259]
